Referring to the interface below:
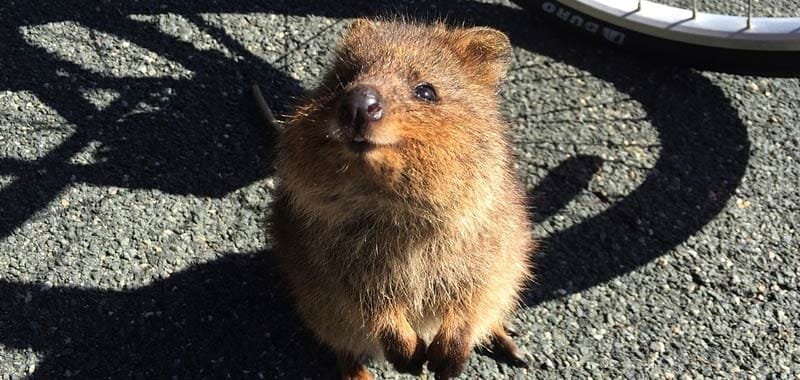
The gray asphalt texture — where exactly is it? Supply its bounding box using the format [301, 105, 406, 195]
[1, 1, 798, 379]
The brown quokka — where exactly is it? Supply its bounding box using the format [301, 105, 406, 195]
[269, 19, 534, 380]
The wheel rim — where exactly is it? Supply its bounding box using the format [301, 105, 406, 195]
[548, 0, 800, 51]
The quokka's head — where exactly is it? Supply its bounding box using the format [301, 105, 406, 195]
[278, 19, 514, 210]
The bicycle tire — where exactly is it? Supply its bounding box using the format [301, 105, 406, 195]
[517, 0, 800, 75]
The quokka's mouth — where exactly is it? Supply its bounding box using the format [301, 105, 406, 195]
[347, 138, 377, 153]
[344, 132, 400, 154]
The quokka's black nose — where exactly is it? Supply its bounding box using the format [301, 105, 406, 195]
[338, 85, 383, 135]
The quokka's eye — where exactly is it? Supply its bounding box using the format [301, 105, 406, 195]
[413, 82, 437, 102]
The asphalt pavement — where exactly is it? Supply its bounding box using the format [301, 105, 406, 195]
[0, 1, 798, 379]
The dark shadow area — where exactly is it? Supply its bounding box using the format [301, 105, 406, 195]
[0, 253, 337, 379]
[509, 16, 751, 304]
[0, 0, 749, 377]
[0, 4, 292, 237]
[529, 155, 604, 224]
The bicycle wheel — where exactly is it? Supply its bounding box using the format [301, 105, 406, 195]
[518, 0, 800, 75]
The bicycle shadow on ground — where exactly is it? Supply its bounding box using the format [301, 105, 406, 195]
[0, 253, 337, 379]
[0, 6, 295, 238]
[0, 0, 749, 377]
[510, 27, 751, 304]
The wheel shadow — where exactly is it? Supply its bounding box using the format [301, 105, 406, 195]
[0, 0, 749, 377]
[509, 18, 750, 303]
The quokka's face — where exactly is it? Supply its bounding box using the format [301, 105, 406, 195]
[280, 20, 513, 199]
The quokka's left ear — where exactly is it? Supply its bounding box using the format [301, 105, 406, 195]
[454, 27, 513, 86]
[342, 18, 379, 43]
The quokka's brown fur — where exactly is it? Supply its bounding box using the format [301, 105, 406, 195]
[270, 19, 535, 380]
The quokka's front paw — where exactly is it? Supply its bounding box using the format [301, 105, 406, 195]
[426, 331, 471, 380]
[381, 331, 427, 375]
